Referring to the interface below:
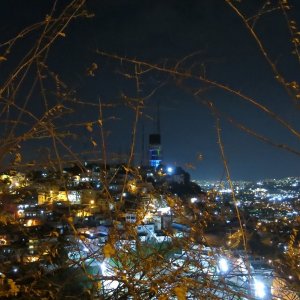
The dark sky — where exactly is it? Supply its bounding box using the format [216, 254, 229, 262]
[1, 0, 300, 181]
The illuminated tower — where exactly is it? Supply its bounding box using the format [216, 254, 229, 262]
[149, 101, 162, 168]
[149, 133, 162, 168]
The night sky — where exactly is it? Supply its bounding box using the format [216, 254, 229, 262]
[1, 0, 300, 181]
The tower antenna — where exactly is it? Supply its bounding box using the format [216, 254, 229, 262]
[149, 99, 162, 168]
[157, 99, 161, 134]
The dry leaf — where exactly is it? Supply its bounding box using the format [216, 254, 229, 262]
[86, 62, 98, 77]
[85, 123, 93, 132]
[103, 243, 115, 258]
[14, 153, 22, 164]
[174, 286, 186, 300]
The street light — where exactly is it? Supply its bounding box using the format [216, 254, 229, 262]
[100, 260, 119, 293]
[167, 167, 173, 174]
[191, 197, 198, 203]
[100, 262, 107, 276]
[254, 278, 266, 299]
[218, 257, 229, 274]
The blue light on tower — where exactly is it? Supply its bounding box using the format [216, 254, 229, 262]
[149, 134, 162, 168]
